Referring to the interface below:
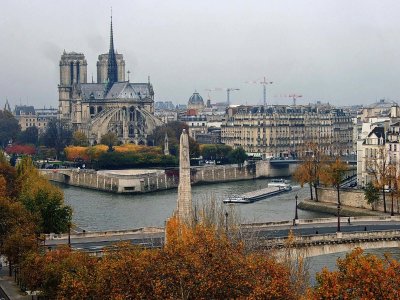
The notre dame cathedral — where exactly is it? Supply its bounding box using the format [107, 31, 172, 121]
[58, 16, 162, 145]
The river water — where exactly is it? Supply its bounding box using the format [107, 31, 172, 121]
[60, 178, 326, 231]
[58, 178, 400, 284]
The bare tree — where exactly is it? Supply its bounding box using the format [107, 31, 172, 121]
[367, 146, 389, 213]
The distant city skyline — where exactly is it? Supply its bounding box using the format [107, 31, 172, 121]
[2, 0, 400, 108]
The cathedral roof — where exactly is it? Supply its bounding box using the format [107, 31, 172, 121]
[81, 82, 153, 101]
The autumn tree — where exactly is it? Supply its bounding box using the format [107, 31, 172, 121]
[294, 143, 325, 202]
[17, 157, 72, 233]
[320, 158, 348, 231]
[294, 160, 315, 200]
[308, 248, 400, 299]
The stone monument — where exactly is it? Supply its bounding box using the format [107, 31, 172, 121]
[164, 133, 170, 156]
[176, 129, 192, 224]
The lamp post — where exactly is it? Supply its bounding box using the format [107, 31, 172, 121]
[225, 211, 229, 233]
[68, 222, 71, 248]
[391, 189, 395, 216]
[337, 201, 341, 232]
[294, 194, 299, 221]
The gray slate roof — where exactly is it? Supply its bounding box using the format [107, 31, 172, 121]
[81, 82, 152, 101]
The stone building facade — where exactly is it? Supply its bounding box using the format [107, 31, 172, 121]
[58, 17, 162, 145]
[14, 105, 57, 133]
[221, 104, 353, 158]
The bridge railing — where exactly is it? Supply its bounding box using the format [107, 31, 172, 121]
[258, 229, 400, 248]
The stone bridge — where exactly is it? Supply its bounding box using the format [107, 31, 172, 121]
[259, 230, 400, 258]
[45, 216, 400, 259]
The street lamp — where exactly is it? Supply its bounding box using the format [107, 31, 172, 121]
[294, 194, 299, 221]
[225, 211, 229, 233]
[68, 222, 71, 248]
[337, 202, 341, 232]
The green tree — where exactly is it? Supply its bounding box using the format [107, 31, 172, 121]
[0, 110, 20, 148]
[188, 136, 200, 158]
[364, 182, 380, 210]
[228, 147, 248, 166]
[100, 132, 118, 151]
[72, 131, 89, 146]
[201, 144, 233, 161]
[40, 119, 72, 159]
[149, 121, 188, 155]
[17, 126, 39, 145]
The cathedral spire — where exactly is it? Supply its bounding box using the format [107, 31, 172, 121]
[106, 10, 118, 92]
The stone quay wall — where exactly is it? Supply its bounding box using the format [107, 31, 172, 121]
[41, 160, 298, 194]
[317, 187, 399, 214]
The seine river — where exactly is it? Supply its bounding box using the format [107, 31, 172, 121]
[58, 178, 400, 283]
[60, 177, 326, 231]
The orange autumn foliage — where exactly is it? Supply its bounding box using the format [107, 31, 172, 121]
[65, 144, 162, 162]
[21, 218, 298, 299]
[307, 247, 400, 299]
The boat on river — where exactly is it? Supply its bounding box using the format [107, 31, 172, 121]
[223, 185, 291, 204]
[223, 195, 252, 204]
[267, 179, 292, 191]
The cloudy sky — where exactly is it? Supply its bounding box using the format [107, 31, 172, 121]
[1, 0, 400, 108]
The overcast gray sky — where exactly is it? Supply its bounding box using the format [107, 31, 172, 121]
[1, 0, 400, 108]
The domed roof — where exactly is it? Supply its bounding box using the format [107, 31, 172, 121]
[188, 92, 204, 105]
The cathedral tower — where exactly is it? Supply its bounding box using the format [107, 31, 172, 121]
[96, 53, 125, 84]
[58, 51, 87, 120]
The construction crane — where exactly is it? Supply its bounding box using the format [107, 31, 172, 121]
[226, 88, 240, 106]
[288, 94, 303, 106]
[274, 94, 303, 106]
[205, 88, 223, 100]
[246, 77, 273, 107]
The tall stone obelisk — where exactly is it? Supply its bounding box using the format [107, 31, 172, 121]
[177, 129, 192, 224]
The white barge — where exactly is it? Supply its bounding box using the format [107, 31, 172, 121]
[223, 183, 291, 204]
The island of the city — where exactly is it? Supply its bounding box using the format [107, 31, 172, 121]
[1, 3, 400, 300]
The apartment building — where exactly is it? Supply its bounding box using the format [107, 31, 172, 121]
[221, 104, 353, 158]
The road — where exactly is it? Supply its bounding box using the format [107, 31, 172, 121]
[45, 219, 400, 252]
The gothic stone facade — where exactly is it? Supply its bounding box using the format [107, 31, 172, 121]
[58, 20, 162, 145]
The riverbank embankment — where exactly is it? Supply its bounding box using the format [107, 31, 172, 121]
[298, 199, 387, 217]
[40, 160, 299, 194]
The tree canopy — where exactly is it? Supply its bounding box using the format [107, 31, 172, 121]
[309, 248, 400, 299]
[0, 110, 20, 148]
[40, 119, 72, 159]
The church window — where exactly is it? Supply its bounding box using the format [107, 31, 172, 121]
[90, 106, 95, 115]
[98, 106, 103, 113]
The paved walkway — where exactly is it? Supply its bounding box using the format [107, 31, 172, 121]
[0, 267, 30, 300]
